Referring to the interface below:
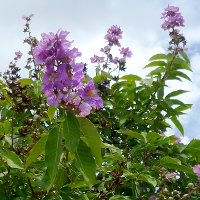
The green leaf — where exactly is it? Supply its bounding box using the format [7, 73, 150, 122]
[160, 156, 194, 175]
[33, 80, 43, 97]
[55, 167, 68, 189]
[48, 106, 56, 121]
[117, 130, 145, 142]
[138, 174, 157, 187]
[146, 132, 161, 142]
[75, 140, 96, 187]
[101, 71, 113, 79]
[172, 57, 192, 71]
[147, 66, 165, 77]
[0, 185, 6, 200]
[149, 54, 167, 61]
[161, 156, 181, 165]
[167, 71, 191, 81]
[18, 78, 33, 86]
[175, 104, 192, 113]
[110, 195, 131, 200]
[157, 85, 164, 100]
[179, 51, 190, 64]
[141, 78, 153, 87]
[78, 117, 103, 167]
[165, 90, 189, 99]
[120, 74, 141, 81]
[63, 111, 80, 154]
[145, 61, 166, 68]
[183, 139, 200, 157]
[45, 126, 62, 182]
[101, 142, 117, 149]
[170, 115, 184, 135]
[25, 134, 48, 169]
[1, 151, 23, 169]
[167, 99, 186, 107]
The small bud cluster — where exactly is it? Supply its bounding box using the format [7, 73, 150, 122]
[33, 29, 103, 116]
[2, 53, 32, 113]
[22, 14, 38, 72]
[161, 5, 187, 51]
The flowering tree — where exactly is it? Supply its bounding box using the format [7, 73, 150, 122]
[0, 5, 200, 200]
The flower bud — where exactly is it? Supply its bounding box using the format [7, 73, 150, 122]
[33, 114, 41, 121]
[187, 183, 194, 188]
[173, 190, 179, 195]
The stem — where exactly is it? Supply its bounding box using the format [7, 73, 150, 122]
[11, 101, 14, 150]
[139, 48, 178, 116]
[27, 177, 35, 196]
[180, 184, 200, 199]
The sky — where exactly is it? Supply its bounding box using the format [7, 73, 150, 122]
[1, 0, 200, 144]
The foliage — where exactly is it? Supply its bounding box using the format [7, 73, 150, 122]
[0, 6, 200, 200]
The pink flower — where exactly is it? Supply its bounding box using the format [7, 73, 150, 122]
[15, 51, 23, 59]
[78, 80, 103, 108]
[73, 97, 92, 117]
[149, 196, 158, 200]
[120, 47, 132, 58]
[167, 172, 177, 178]
[112, 57, 119, 64]
[193, 165, 200, 178]
[174, 135, 182, 144]
[90, 55, 105, 63]
[104, 25, 122, 46]
[183, 44, 188, 51]
[22, 14, 34, 20]
[161, 5, 184, 30]
[100, 46, 110, 53]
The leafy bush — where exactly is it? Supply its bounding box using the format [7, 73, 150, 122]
[0, 6, 200, 200]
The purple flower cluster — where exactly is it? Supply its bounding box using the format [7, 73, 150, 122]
[161, 5, 187, 51]
[104, 25, 122, 46]
[90, 25, 132, 67]
[33, 29, 103, 116]
[161, 5, 184, 31]
[90, 55, 105, 63]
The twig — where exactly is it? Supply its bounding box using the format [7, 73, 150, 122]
[139, 49, 178, 116]
[180, 184, 200, 199]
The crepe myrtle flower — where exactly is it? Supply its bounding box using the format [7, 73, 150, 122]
[149, 196, 158, 200]
[22, 14, 34, 20]
[193, 165, 200, 178]
[167, 172, 177, 178]
[161, 5, 184, 30]
[112, 57, 119, 64]
[15, 51, 23, 59]
[120, 47, 132, 58]
[73, 96, 92, 117]
[33, 29, 103, 116]
[174, 135, 182, 144]
[90, 55, 105, 63]
[100, 46, 110, 53]
[78, 80, 103, 108]
[104, 25, 122, 46]
[33, 29, 75, 66]
[161, 5, 187, 51]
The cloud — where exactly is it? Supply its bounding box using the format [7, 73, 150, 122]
[0, 0, 199, 141]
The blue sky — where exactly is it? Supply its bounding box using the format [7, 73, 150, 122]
[1, 0, 200, 143]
